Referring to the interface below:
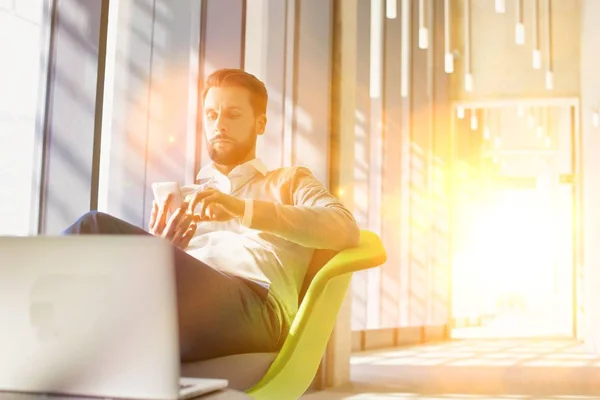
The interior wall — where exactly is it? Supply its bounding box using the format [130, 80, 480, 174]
[450, 0, 580, 100]
[580, 0, 600, 352]
[351, 0, 451, 335]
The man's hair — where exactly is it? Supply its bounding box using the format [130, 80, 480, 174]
[202, 69, 268, 116]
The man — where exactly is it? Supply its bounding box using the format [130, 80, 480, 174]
[64, 68, 360, 362]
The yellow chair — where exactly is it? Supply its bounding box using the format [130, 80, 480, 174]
[182, 230, 386, 399]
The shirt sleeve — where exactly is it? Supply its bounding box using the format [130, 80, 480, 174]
[246, 167, 360, 250]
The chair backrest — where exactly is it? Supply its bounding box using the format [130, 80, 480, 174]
[247, 231, 387, 400]
[298, 249, 338, 304]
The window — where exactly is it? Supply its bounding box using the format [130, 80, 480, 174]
[0, 0, 47, 235]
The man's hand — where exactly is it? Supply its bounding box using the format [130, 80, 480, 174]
[149, 194, 197, 249]
[186, 188, 245, 222]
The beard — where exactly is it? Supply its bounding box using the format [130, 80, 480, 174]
[207, 129, 257, 166]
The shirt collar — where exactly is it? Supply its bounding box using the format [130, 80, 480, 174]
[196, 158, 268, 181]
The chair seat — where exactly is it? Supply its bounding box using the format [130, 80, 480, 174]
[181, 353, 277, 391]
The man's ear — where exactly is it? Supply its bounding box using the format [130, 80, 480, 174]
[256, 114, 267, 136]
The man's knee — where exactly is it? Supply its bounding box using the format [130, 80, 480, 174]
[66, 211, 115, 234]
[78, 210, 111, 225]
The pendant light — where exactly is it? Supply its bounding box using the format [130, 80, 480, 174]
[515, 0, 525, 45]
[464, 0, 473, 92]
[386, 0, 397, 18]
[532, 0, 542, 69]
[369, 0, 383, 98]
[444, 0, 453, 72]
[545, 0, 554, 89]
[495, 0, 506, 13]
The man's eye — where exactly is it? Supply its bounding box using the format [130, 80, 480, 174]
[206, 112, 217, 120]
[227, 111, 240, 119]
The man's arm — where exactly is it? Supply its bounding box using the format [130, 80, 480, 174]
[245, 167, 360, 251]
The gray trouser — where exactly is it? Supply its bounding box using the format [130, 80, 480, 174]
[63, 211, 283, 363]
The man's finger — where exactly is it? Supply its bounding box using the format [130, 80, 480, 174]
[155, 193, 172, 233]
[188, 188, 217, 215]
[172, 202, 190, 233]
[163, 206, 185, 239]
[174, 213, 192, 237]
[175, 222, 197, 249]
[148, 201, 158, 231]
[206, 203, 228, 221]
[176, 201, 189, 223]
[173, 220, 196, 247]
[173, 216, 194, 245]
[199, 193, 220, 220]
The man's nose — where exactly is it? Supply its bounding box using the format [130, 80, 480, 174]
[215, 115, 227, 132]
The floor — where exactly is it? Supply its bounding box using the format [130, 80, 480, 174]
[452, 312, 572, 339]
[303, 339, 600, 399]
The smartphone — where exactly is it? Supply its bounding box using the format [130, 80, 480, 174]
[151, 182, 183, 214]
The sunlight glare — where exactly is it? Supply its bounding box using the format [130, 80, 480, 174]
[452, 179, 573, 333]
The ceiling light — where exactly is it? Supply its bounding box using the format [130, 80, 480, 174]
[470, 110, 478, 130]
[515, 0, 525, 45]
[495, 0, 506, 13]
[386, 0, 397, 19]
[444, 0, 453, 73]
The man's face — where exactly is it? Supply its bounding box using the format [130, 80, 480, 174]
[203, 86, 265, 166]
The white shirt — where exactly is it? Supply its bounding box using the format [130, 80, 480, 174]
[181, 158, 359, 326]
[191, 158, 266, 226]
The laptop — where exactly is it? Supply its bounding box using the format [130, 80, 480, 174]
[0, 235, 228, 400]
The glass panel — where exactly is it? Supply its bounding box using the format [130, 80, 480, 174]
[98, 0, 201, 228]
[0, 0, 45, 235]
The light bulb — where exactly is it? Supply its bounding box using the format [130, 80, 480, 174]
[471, 114, 478, 130]
[495, 0, 506, 13]
[457, 106, 465, 119]
[528, 115, 535, 129]
[546, 71, 554, 90]
[465, 73, 473, 92]
[545, 136, 551, 147]
[419, 27, 429, 49]
[536, 126, 544, 138]
[484, 126, 491, 140]
[386, 0, 397, 19]
[517, 105, 525, 117]
[369, 0, 383, 99]
[532, 49, 542, 69]
[593, 111, 599, 128]
[515, 23, 525, 45]
[444, 52, 454, 73]
[493, 136, 502, 148]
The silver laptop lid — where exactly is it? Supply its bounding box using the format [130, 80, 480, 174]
[0, 235, 180, 400]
